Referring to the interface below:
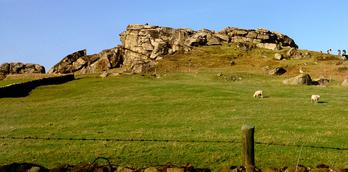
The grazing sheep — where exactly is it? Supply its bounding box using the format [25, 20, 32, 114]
[311, 94, 320, 103]
[253, 90, 263, 98]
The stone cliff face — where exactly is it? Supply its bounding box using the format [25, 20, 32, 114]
[0, 62, 45, 80]
[49, 24, 298, 74]
[119, 24, 297, 73]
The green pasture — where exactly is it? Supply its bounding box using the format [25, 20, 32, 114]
[0, 71, 347, 170]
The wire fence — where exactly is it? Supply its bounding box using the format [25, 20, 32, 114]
[0, 136, 347, 151]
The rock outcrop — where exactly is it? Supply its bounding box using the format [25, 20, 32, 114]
[119, 24, 298, 73]
[48, 47, 123, 74]
[0, 62, 45, 80]
[50, 24, 298, 74]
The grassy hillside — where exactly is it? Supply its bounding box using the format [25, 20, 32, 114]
[0, 45, 347, 170]
[154, 43, 348, 81]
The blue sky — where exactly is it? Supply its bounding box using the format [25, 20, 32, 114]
[1, 0, 347, 69]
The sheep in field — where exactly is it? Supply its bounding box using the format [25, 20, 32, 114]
[253, 90, 263, 98]
[311, 95, 320, 103]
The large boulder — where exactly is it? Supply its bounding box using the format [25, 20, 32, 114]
[48, 49, 87, 74]
[287, 48, 297, 57]
[282, 73, 313, 85]
[0, 62, 45, 80]
[274, 53, 283, 60]
[119, 24, 194, 72]
[48, 47, 124, 74]
[0, 63, 10, 77]
[341, 79, 348, 86]
[269, 67, 286, 75]
[186, 29, 223, 46]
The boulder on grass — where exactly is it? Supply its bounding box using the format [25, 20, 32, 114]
[274, 53, 283, 60]
[282, 73, 313, 85]
[269, 67, 286, 75]
[341, 78, 348, 86]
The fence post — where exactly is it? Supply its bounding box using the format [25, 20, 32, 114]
[242, 125, 255, 172]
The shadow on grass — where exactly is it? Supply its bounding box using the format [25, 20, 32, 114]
[0, 74, 75, 98]
[317, 101, 328, 104]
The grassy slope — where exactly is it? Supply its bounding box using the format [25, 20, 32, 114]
[0, 73, 55, 86]
[0, 45, 347, 170]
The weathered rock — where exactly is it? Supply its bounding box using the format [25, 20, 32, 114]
[0, 62, 45, 80]
[119, 24, 298, 73]
[341, 78, 348, 86]
[99, 71, 109, 78]
[274, 53, 283, 60]
[50, 24, 298, 74]
[48, 49, 87, 74]
[269, 67, 286, 75]
[119, 24, 195, 72]
[311, 168, 330, 172]
[49, 47, 124, 74]
[283, 73, 313, 85]
[257, 43, 280, 50]
[284, 166, 308, 172]
[219, 166, 235, 172]
[0, 73, 6, 80]
[287, 48, 297, 57]
[167, 167, 185, 172]
[303, 51, 311, 58]
[0, 63, 10, 74]
[144, 167, 159, 172]
[314, 78, 330, 86]
[117, 167, 135, 172]
[330, 167, 348, 172]
[261, 167, 281, 172]
[236, 42, 255, 51]
[72, 58, 87, 71]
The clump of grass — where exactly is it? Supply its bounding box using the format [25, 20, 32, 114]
[337, 66, 348, 72]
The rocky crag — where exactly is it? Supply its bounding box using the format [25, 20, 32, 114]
[49, 24, 298, 74]
[0, 62, 45, 80]
[48, 48, 123, 74]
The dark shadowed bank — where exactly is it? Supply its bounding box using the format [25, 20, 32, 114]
[0, 74, 74, 98]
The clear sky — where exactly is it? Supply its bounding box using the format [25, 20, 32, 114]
[1, 0, 347, 70]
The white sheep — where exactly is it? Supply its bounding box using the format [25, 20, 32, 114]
[311, 94, 320, 103]
[253, 90, 263, 98]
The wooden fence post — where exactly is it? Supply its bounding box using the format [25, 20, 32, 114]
[242, 125, 255, 172]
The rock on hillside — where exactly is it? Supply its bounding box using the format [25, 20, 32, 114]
[283, 73, 313, 85]
[0, 62, 45, 80]
[50, 24, 298, 74]
[48, 47, 123, 74]
[120, 24, 298, 73]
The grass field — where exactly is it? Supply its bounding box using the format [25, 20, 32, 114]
[0, 45, 347, 170]
[0, 71, 347, 170]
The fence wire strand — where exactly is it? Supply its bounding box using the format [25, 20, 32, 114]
[0, 136, 347, 151]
